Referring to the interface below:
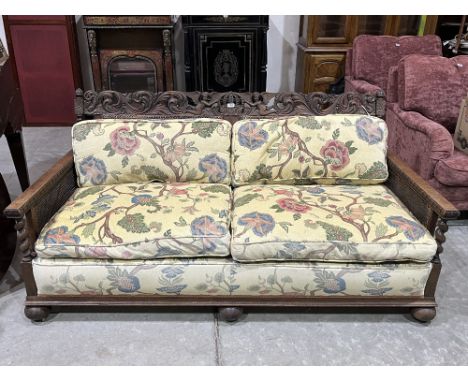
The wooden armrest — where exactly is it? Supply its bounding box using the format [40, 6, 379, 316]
[386, 152, 459, 222]
[5, 151, 75, 217]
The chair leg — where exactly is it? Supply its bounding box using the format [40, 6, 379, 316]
[410, 307, 436, 323]
[24, 306, 51, 322]
[5, 131, 30, 191]
[218, 307, 243, 322]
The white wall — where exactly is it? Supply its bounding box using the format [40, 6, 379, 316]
[0, 16, 8, 54]
[266, 15, 300, 92]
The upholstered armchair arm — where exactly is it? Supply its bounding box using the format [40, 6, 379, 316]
[396, 109, 454, 162]
[4, 151, 77, 246]
[387, 152, 459, 234]
[345, 79, 383, 95]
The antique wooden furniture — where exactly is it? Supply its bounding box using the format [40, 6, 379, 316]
[83, 16, 175, 92]
[295, 16, 439, 93]
[182, 16, 268, 92]
[3, 16, 82, 126]
[4, 90, 459, 323]
[0, 40, 26, 279]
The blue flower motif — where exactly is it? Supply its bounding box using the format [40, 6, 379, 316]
[307, 186, 325, 195]
[323, 278, 346, 294]
[157, 285, 188, 295]
[161, 267, 184, 279]
[79, 156, 108, 185]
[238, 212, 275, 237]
[156, 247, 182, 257]
[198, 154, 228, 182]
[386, 216, 425, 241]
[368, 271, 391, 283]
[115, 275, 140, 293]
[355, 117, 384, 145]
[44, 226, 80, 245]
[284, 242, 306, 251]
[238, 121, 269, 150]
[191, 216, 227, 237]
[131, 194, 153, 204]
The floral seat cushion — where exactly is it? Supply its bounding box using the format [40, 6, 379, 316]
[231, 184, 436, 263]
[72, 118, 231, 187]
[35, 182, 232, 260]
[232, 115, 388, 185]
[32, 256, 432, 298]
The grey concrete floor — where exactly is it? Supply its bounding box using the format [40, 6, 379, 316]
[1, 127, 468, 365]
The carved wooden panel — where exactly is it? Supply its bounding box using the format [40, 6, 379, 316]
[307, 54, 346, 93]
[75, 90, 386, 123]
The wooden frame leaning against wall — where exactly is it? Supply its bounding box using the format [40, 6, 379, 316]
[4, 89, 460, 323]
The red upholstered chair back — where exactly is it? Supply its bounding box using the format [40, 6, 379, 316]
[397, 55, 468, 133]
[351, 35, 442, 93]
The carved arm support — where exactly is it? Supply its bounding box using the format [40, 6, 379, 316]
[4, 151, 77, 255]
[386, 152, 459, 255]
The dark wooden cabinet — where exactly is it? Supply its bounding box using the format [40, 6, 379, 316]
[3, 16, 82, 125]
[182, 16, 268, 92]
[83, 16, 175, 92]
[295, 15, 438, 93]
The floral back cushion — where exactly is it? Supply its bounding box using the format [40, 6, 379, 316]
[232, 115, 389, 186]
[72, 118, 232, 187]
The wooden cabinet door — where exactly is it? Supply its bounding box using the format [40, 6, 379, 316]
[4, 16, 81, 126]
[309, 16, 354, 45]
[303, 53, 346, 93]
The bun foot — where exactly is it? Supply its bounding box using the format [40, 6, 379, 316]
[410, 307, 436, 323]
[24, 306, 50, 322]
[218, 307, 243, 322]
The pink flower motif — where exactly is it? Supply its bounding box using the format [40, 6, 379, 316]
[320, 140, 350, 171]
[164, 143, 187, 163]
[83, 247, 108, 258]
[169, 187, 189, 196]
[277, 198, 311, 213]
[274, 189, 294, 197]
[110, 126, 141, 156]
[278, 136, 299, 156]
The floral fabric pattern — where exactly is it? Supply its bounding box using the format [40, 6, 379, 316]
[72, 118, 231, 187]
[232, 115, 389, 186]
[231, 184, 436, 263]
[35, 182, 232, 260]
[32, 256, 432, 298]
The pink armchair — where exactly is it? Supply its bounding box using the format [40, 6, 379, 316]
[345, 35, 442, 97]
[386, 54, 468, 210]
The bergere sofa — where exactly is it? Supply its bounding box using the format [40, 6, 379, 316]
[5, 90, 458, 323]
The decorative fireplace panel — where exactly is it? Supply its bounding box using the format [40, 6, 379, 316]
[99, 49, 164, 92]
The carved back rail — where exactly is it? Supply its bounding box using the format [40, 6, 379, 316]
[75, 89, 386, 123]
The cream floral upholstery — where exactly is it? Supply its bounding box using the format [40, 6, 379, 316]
[35, 182, 232, 260]
[72, 118, 231, 187]
[232, 115, 388, 186]
[32, 257, 432, 297]
[231, 184, 436, 263]
[31, 115, 439, 306]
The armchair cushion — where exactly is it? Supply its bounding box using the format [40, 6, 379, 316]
[434, 149, 468, 187]
[72, 118, 232, 187]
[232, 115, 389, 185]
[231, 184, 436, 263]
[35, 182, 232, 260]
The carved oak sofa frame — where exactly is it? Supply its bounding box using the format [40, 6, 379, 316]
[5, 90, 459, 322]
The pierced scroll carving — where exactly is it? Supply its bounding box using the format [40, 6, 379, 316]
[76, 89, 386, 121]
